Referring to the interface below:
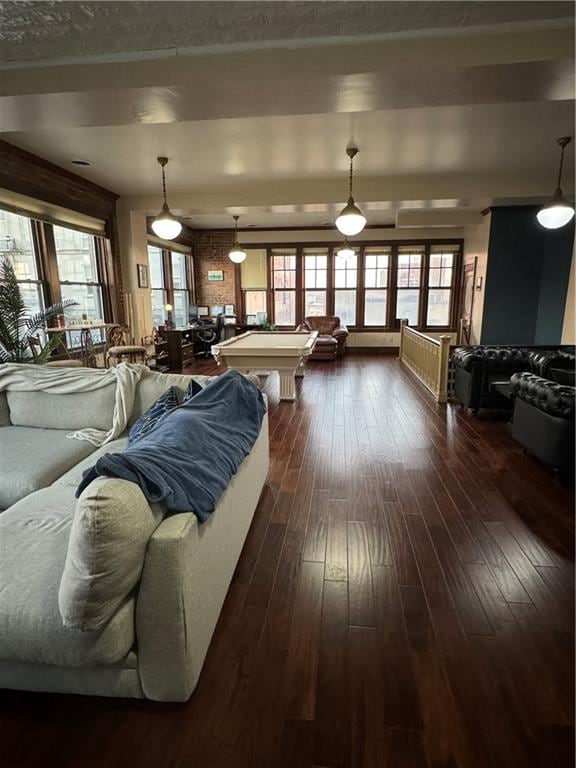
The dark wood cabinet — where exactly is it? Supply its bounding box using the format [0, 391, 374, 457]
[163, 328, 198, 371]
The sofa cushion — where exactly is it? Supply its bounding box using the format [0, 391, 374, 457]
[59, 477, 164, 631]
[0, 426, 96, 510]
[54, 436, 130, 487]
[128, 386, 178, 445]
[129, 369, 212, 426]
[0, 486, 135, 667]
[6, 382, 117, 431]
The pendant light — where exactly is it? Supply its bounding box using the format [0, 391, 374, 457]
[228, 215, 247, 264]
[335, 145, 366, 236]
[537, 137, 575, 230]
[336, 237, 356, 261]
[151, 157, 182, 240]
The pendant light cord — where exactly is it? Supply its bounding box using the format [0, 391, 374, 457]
[233, 215, 240, 247]
[556, 144, 566, 191]
[161, 165, 168, 205]
[349, 154, 354, 199]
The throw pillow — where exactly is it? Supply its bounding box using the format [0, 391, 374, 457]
[182, 378, 203, 403]
[59, 477, 164, 630]
[128, 386, 178, 445]
[549, 368, 576, 388]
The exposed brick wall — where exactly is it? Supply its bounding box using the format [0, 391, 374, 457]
[193, 230, 239, 309]
[0, 139, 125, 323]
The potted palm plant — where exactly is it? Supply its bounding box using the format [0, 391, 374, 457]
[0, 256, 77, 364]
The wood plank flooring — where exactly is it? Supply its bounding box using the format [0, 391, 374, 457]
[0, 355, 573, 768]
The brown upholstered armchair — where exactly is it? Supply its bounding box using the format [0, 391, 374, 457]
[297, 316, 349, 360]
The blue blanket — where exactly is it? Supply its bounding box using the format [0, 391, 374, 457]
[76, 370, 267, 523]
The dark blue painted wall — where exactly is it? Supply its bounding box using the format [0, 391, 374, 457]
[480, 207, 574, 345]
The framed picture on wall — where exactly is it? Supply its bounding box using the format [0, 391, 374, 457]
[224, 304, 235, 316]
[137, 263, 149, 288]
[197, 306, 209, 317]
[207, 270, 224, 282]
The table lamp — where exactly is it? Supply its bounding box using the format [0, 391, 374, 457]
[165, 303, 174, 330]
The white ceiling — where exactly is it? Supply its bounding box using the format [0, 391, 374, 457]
[0, 2, 574, 229]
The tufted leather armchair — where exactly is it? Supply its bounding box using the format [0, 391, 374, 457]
[509, 372, 574, 478]
[452, 345, 575, 413]
[296, 316, 349, 361]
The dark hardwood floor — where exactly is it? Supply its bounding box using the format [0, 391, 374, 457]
[1, 355, 573, 768]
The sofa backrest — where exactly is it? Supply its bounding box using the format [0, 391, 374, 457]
[6, 384, 117, 431]
[2, 367, 214, 432]
[304, 316, 341, 334]
[128, 369, 213, 425]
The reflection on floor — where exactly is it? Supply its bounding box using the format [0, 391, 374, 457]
[2, 355, 573, 768]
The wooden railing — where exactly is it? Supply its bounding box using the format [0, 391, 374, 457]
[398, 319, 451, 403]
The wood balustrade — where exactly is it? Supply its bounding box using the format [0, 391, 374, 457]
[398, 318, 451, 403]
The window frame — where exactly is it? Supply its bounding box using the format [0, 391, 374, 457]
[146, 243, 194, 329]
[236, 239, 463, 331]
[0, 207, 118, 352]
[270, 248, 298, 328]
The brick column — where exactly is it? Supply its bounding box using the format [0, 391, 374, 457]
[193, 230, 239, 309]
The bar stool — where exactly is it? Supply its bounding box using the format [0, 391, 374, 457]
[105, 325, 148, 367]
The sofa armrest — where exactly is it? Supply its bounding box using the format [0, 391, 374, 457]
[136, 410, 269, 702]
[136, 513, 199, 702]
[296, 323, 308, 332]
[452, 347, 484, 372]
[510, 372, 575, 420]
[333, 324, 349, 339]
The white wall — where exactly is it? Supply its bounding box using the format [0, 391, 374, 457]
[116, 204, 153, 344]
[462, 216, 491, 345]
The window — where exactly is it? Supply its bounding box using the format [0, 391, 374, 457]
[171, 251, 189, 327]
[244, 290, 267, 316]
[240, 241, 460, 330]
[54, 225, 104, 346]
[334, 250, 357, 326]
[271, 249, 296, 326]
[148, 245, 167, 327]
[303, 249, 327, 316]
[364, 247, 390, 326]
[395, 247, 423, 326]
[427, 249, 455, 326]
[147, 245, 193, 328]
[0, 209, 44, 317]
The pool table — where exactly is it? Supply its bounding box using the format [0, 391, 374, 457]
[212, 331, 319, 401]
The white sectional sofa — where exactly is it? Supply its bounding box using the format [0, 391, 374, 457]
[0, 367, 269, 701]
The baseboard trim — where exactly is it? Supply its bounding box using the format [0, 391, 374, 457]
[346, 347, 399, 355]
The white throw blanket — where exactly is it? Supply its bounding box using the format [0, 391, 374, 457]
[0, 362, 145, 446]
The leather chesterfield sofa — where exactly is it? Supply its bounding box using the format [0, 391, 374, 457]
[509, 372, 574, 479]
[452, 345, 575, 414]
[297, 316, 349, 361]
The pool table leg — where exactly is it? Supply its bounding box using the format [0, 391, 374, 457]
[278, 371, 296, 401]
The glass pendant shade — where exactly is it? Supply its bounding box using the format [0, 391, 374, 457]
[337, 238, 356, 260]
[335, 145, 366, 235]
[151, 202, 182, 240]
[537, 191, 575, 230]
[228, 215, 247, 263]
[537, 137, 575, 230]
[336, 198, 367, 236]
[229, 248, 247, 264]
[151, 157, 182, 240]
